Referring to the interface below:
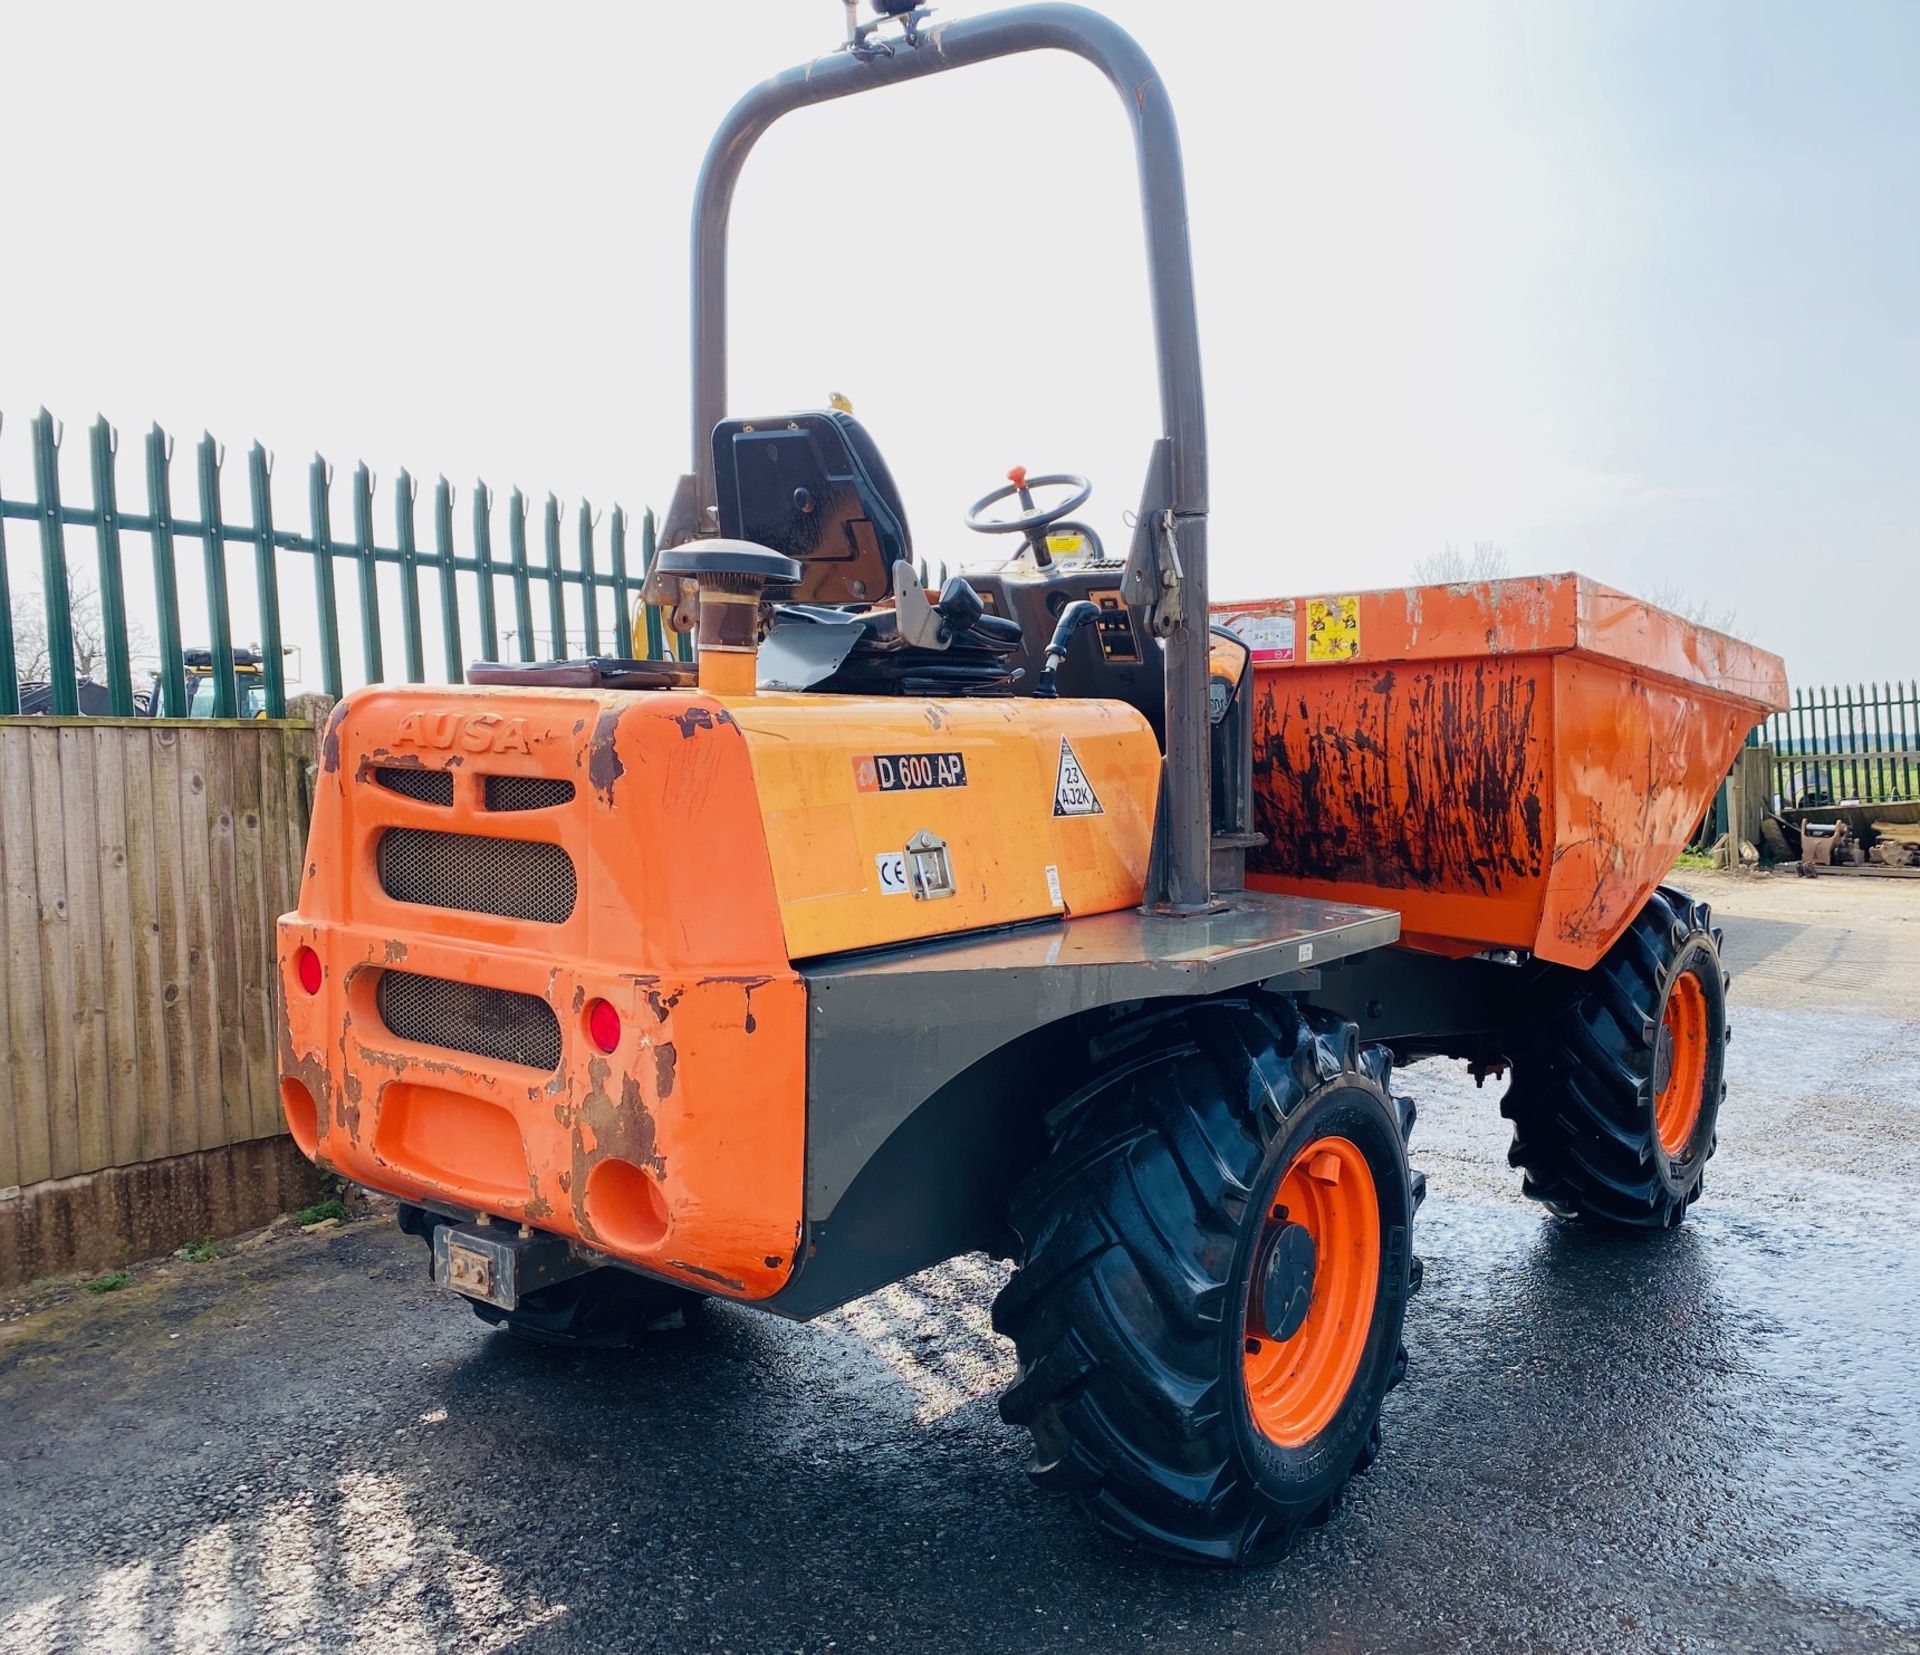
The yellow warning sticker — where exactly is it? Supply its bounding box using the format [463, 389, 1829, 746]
[1306, 595, 1361, 662]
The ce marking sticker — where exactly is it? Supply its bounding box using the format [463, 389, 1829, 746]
[854, 752, 969, 792]
[875, 850, 910, 896]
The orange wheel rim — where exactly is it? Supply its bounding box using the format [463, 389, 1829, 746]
[1654, 973, 1710, 1158]
[1242, 1136, 1380, 1448]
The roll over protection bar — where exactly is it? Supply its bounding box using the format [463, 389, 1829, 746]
[679, 4, 1214, 912]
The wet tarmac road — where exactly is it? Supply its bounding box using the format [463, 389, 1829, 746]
[2, 871, 1918, 1653]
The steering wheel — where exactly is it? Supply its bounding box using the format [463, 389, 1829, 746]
[965, 466, 1092, 567]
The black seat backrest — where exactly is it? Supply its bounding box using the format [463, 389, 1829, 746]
[711, 411, 910, 606]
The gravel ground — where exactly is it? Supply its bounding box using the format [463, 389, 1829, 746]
[2, 868, 1917, 1653]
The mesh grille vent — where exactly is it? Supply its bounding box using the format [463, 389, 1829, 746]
[374, 766, 454, 806]
[377, 829, 577, 923]
[377, 970, 562, 1070]
[484, 775, 576, 812]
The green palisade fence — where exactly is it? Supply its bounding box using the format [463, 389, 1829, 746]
[0, 406, 690, 720]
[1762, 682, 1920, 808]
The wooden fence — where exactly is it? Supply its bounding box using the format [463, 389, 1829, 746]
[0, 717, 321, 1284]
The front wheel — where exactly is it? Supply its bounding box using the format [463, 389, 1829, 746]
[991, 998, 1423, 1566]
[1502, 885, 1729, 1228]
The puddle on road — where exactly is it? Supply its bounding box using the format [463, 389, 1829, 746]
[0, 1471, 566, 1655]
[1405, 982, 1920, 1630]
[819, 1254, 1013, 1424]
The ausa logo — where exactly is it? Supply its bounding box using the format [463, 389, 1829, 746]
[393, 711, 550, 755]
[1053, 738, 1103, 817]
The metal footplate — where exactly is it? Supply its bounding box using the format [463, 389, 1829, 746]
[431, 1221, 589, 1312]
[799, 891, 1401, 1224]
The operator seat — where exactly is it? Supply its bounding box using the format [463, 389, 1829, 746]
[712, 411, 910, 607]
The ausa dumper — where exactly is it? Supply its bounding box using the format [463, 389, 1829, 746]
[277, 2, 1786, 1565]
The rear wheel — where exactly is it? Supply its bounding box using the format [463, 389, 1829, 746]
[992, 997, 1423, 1566]
[1503, 885, 1728, 1228]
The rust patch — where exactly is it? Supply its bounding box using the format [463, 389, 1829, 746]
[671, 706, 717, 740]
[617, 1073, 665, 1175]
[645, 985, 684, 1022]
[280, 1040, 335, 1144]
[695, 975, 771, 1035]
[338, 1067, 364, 1140]
[381, 938, 408, 963]
[320, 701, 349, 773]
[667, 1259, 745, 1292]
[567, 1059, 667, 1240]
[587, 707, 626, 804]
[654, 1041, 678, 1099]
[357, 749, 429, 780]
[1248, 659, 1546, 894]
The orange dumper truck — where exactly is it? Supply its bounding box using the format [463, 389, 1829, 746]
[277, 2, 1785, 1566]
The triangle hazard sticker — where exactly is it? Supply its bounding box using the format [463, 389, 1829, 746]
[1053, 737, 1103, 817]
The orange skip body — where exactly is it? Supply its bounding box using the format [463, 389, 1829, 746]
[1218, 574, 1787, 969]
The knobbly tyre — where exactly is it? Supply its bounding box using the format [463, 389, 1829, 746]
[277, 2, 1786, 1565]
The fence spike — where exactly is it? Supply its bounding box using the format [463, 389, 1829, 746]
[0, 411, 16, 715]
[89, 416, 137, 716]
[508, 488, 535, 662]
[641, 506, 665, 662]
[247, 441, 287, 717]
[31, 408, 80, 715]
[578, 497, 601, 656]
[433, 475, 462, 683]
[472, 481, 499, 664]
[308, 453, 343, 699]
[351, 461, 383, 685]
[394, 469, 426, 684]
[544, 493, 566, 660]
[196, 432, 239, 717]
[145, 425, 189, 716]
[610, 505, 633, 661]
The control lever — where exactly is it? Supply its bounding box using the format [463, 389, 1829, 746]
[893, 565, 1021, 651]
[933, 574, 984, 634]
[1031, 601, 1102, 698]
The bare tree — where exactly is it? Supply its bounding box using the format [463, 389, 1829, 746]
[1413, 541, 1511, 584]
[1643, 583, 1738, 636]
[9, 569, 151, 685]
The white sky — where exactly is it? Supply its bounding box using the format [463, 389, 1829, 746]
[3, 0, 1915, 691]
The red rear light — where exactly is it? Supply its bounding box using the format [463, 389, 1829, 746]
[295, 946, 323, 996]
[587, 998, 621, 1054]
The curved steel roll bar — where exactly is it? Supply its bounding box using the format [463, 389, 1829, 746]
[680, 4, 1214, 912]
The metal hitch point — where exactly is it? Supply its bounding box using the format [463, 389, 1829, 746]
[432, 1221, 589, 1312]
[676, 3, 1215, 913]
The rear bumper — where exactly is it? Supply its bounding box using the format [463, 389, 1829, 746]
[277, 917, 805, 1300]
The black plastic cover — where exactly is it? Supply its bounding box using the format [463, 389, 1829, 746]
[711, 411, 909, 606]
